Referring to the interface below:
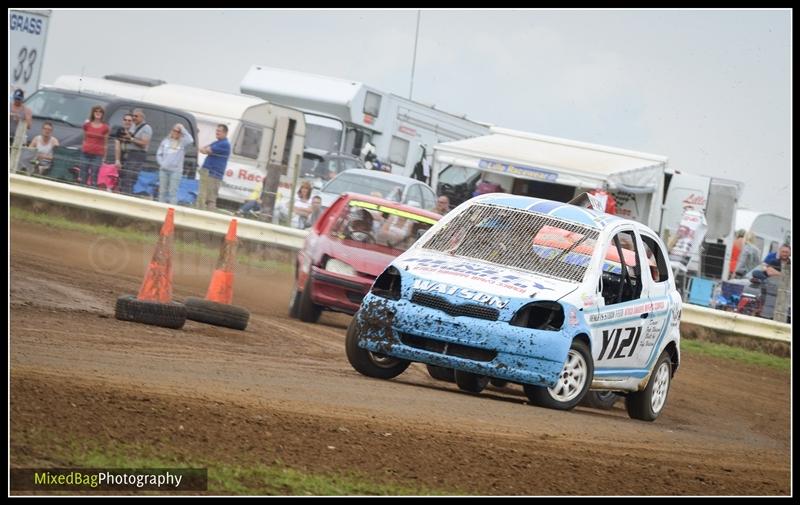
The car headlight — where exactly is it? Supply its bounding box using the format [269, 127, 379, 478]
[325, 258, 356, 276]
[510, 301, 564, 331]
[371, 266, 402, 300]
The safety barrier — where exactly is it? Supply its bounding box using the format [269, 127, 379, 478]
[10, 173, 792, 342]
[682, 304, 791, 343]
[9, 173, 308, 251]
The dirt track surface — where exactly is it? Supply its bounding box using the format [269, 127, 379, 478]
[10, 221, 791, 495]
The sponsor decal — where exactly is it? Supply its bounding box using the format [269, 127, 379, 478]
[398, 125, 417, 137]
[598, 326, 642, 361]
[580, 292, 596, 308]
[478, 158, 559, 182]
[642, 319, 661, 347]
[412, 279, 509, 309]
[589, 300, 666, 323]
[568, 307, 579, 327]
[403, 256, 555, 294]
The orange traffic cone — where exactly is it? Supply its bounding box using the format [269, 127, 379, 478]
[115, 207, 187, 329]
[206, 219, 238, 304]
[137, 207, 176, 303]
[185, 219, 250, 330]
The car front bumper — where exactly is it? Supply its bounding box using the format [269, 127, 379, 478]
[355, 293, 572, 387]
[310, 266, 373, 315]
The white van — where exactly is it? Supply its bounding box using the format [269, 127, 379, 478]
[735, 210, 791, 262]
[52, 74, 306, 212]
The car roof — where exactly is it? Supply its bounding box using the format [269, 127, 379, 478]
[334, 168, 428, 186]
[32, 87, 197, 122]
[470, 193, 636, 231]
[337, 193, 442, 221]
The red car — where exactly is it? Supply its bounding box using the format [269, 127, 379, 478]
[289, 193, 442, 323]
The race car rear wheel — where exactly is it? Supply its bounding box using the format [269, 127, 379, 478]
[345, 315, 410, 379]
[625, 351, 672, 421]
[524, 339, 592, 410]
[426, 364, 455, 382]
[581, 391, 619, 410]
[454, 370, 490, 393]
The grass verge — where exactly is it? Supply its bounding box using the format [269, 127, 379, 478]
[10, 207, 292, 274]
[13, 431, 451, 496]
[681, 338, 790, 371]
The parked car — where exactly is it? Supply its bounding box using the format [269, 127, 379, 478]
[345, 193, 682, 421]
[289, 193, 442, 323]
[23, 86, 198, 198]
[301, 148, 365, 189]
[316, 168, 437, 211]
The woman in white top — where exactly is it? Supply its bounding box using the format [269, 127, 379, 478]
[156, 123, 194, 204]
[28, 121, 60, 174]
[289, 181, 314, 229]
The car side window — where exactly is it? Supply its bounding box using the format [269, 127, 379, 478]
[640, 233, 669, 283]
[599, 230, 643, 306]
[421, 186, 436, 210]
[405, 184, 424, 207]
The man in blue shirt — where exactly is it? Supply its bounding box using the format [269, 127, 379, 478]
[197, 124, 231, 210]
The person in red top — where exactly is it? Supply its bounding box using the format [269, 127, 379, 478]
[80, 105, 110, 186]
[728, 229, 746, 277]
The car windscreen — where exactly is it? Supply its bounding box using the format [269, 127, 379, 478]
[26, 90, 110, 128]
[420, 203, 599, 283]
[323, 173, 405, 202]
[330, 199, 438, 255]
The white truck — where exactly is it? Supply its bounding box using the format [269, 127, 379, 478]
[431, 127, 743, 281]
[240, 65, 491, 178]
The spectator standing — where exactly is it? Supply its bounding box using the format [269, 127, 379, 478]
[729, 229, 746, 277]
[118, 109, 152, 194]
[80, 105, 110, 186]
[734, 232, 761, 279]
[28, 121, 60, 174]
[197, 124, 231, 211]
[156, 123, 194, 205]
[9, 88, 32, 145]
[307, 195, 323, 228]
[434, 195, 450, 215]
[112, 113, 134, 191]
[283, 181, 313, 229]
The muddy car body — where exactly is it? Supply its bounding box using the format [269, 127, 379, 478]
[346, 193, 682, 421]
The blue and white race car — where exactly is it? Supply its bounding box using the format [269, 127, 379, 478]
[345, 193, 682, 421]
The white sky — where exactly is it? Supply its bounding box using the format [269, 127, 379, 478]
[31, 8, 792, 218]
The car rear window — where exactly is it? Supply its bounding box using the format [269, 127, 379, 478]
[421, 203, 600, 283]
[323, 173, 404, 201]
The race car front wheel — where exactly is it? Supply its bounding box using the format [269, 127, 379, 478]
[524, 339, 593, 411]
[345, 315, 410, 380]
[297, 275, 322, 323]
[625, 351, 672, 421]
[454, 370, 489, 393]
[426, 364, 455, 382]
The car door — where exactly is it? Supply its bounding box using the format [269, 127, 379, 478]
[634, 228, 678, 368]
[589, 227, 651, 376]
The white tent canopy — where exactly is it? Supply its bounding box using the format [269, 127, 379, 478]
[434, 127, 668, 193]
